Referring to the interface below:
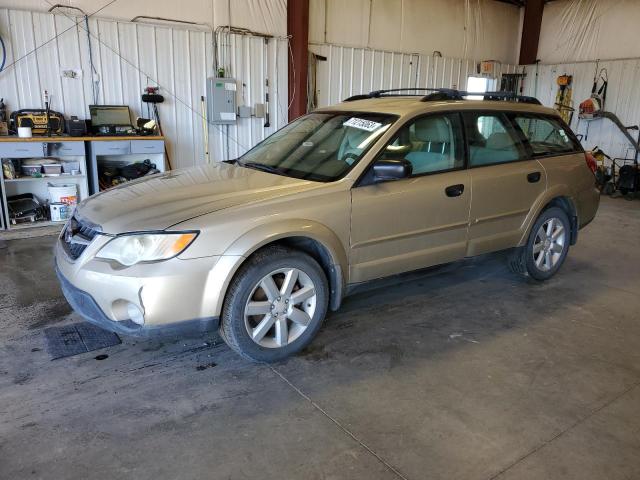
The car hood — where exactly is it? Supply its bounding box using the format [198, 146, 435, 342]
[75, 162, 317, 233]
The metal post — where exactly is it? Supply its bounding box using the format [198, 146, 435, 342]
[287, 0, 309, 120]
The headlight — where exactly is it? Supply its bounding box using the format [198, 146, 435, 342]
[96, 232, 198, 266]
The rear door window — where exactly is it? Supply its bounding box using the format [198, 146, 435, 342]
[462, 112, 528, 167]
[513, 115, 581, 156]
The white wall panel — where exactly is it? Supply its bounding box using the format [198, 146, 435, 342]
[1, 0, 287, 36]
[310, 0, 521, 64]
[522, 59, 640, 162]
[315, 43, 517, 108]
[10, 11, 42, 109]
[209, 31, 288, 161]
[54, 15, 91, 118]
[538, 0, 640, 64]
[0, 8, 287, 169]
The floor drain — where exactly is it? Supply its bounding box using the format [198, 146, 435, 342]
[44, 323, 121, 360]
[94, 354, 109, 361]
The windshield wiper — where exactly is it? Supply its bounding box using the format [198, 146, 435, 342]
[239, 161, 285, 175]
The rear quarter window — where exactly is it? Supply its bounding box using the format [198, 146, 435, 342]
[514, 115, 581, 156]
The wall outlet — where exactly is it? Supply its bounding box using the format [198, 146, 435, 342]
[61, 69, 82, 79]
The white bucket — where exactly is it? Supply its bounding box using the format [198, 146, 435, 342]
[48, 183, 78, 205]
[50, 202, 71, 222]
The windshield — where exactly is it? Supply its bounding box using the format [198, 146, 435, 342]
[238, 112, 396, 181]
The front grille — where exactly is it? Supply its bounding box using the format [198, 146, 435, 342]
[61, 215, 101, 260]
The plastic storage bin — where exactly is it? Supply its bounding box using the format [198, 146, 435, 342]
[21, 164, 42, 176]
[43, 164, 62, 175]
[61, 161, 80, 174]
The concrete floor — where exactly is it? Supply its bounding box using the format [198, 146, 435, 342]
[1, 196, 639, 480]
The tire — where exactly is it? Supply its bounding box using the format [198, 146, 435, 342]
[219, 245, 329, 362]
[510, 207, 571, 281]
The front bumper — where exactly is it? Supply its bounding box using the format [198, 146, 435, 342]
[55, 266, 218, 336]
[54, 236, 240, 337]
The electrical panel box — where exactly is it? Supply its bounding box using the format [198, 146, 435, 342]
[207, 77, 237, 124]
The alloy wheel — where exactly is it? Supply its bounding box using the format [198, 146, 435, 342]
[244, 268, 317, 348]
[532, 217, 566, 272]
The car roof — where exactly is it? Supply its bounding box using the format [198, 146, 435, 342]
[315, 96, 559, 118]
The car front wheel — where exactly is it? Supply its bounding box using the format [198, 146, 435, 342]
[219, 245, 329, 362]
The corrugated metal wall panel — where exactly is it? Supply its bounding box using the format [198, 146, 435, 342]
[522, 59, 640, 162]
[209, 32, 288, 161]
[316, 44, 517, 106]
[0, 8, 287, 169]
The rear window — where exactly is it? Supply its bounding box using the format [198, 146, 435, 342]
[462, 112, 528, 167]
[514, 115, 581, 156]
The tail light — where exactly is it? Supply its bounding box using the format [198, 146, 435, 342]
[585, 151, 597, 174]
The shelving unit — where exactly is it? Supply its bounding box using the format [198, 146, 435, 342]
[0, 136, 166, 232]
[87, 138, 166, 194]
[0, 139, 89, 231]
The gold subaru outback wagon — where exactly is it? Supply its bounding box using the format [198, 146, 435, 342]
[55, 89, 600, 362]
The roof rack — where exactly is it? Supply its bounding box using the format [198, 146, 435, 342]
[343, 88, 444, 101]
[463, 90, 542, 105]
[343, 88, 541, 105]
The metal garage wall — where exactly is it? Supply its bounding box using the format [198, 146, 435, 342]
[0, 8, 288, 168]
[212, 31, 289, 161]
[537, 0, 640, 64]
[314, 43, 519, 107]
[1, 0, 288, 36]
[522, 60, 640, 162]
[309, 0, 521, 65]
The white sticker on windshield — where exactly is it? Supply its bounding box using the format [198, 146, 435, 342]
[343, 117, 382, 132]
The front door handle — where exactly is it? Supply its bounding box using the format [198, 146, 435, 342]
[445, 184, 465, 197]
[527, 171, 541, 183]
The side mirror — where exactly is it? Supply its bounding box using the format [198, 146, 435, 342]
[372, 159, 412, 182]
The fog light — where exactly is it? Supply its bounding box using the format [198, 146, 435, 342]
[127, 303, 145, 326]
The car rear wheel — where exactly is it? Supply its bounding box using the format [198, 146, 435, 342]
[219, 245, 329, 362]
[510, 207, 571, 281]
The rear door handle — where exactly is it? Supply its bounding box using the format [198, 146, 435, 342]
[445, 184, 465, 197]
[527, 171, 541, 183]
